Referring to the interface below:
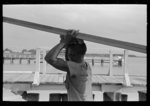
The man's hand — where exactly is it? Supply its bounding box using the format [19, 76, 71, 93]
[67, 29, 79, 38]
[60, 30, 79, 45]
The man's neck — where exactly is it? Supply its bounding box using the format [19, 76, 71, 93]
[72, 58, 84, 63]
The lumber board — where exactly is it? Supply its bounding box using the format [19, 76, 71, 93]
[3, 16, 146, 53]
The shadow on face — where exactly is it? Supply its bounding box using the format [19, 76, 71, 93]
[66, 48, 83, 63]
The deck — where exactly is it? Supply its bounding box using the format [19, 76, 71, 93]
[3, 73, 146, 92]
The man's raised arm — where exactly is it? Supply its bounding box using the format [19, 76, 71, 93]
[44, 39, 69, 72]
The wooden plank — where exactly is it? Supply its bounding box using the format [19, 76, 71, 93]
[58, 75, 64, 83]
[4, 83, 102, 92]
[40, 74, 47, 83]
[48, 75, 59, 83]
[102, 85, 123, 92]
[3, 83, 31, 91]
[18, 74, 33, 82]
[3, 71, 33, 74]
[3, 17, 67, 36]
[96, 76, 123, 84]
[8, 74, 23, 82]
[3, 73, 146, 86]
[3, 73, 34, 83]
[3, 16, 146, 53]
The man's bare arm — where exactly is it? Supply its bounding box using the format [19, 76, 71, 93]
[45, 42, 69, 72]
[45, 30, 79, 72]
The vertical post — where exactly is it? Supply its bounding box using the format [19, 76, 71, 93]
[42, 49, 47, 75]
[27, 59, 30, 64]
[114, 92, 121, 101]
[123, 50, 131, 86]
[108, 50, 113, 76]
[123, 50, 127, 74]
[36, 48, 41, 73]
[93, 91, 103, 101]
[39, 91, 50, 101]
[19, 58, 22, 64]
[33, 48, 40, 85]
[11, 58, 14, 64]
[92, 58, 94, 66]
[10, 54, 13, 64]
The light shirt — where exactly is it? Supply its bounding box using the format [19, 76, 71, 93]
[65, 61, 93, 101]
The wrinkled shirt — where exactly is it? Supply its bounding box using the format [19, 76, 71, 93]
[65, 61, 93, 101]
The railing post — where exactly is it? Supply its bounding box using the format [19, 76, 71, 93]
[39, 91, 50, 101]
[92, 58, 94, 66]
[123, 50, 131, 86]
[33, 48, 40, 85]
[93, 91, 103, 101]
[42, 49, 47, 75]
[108, 50, 113, 76]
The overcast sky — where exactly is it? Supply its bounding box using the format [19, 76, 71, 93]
[3, 4, 147, 56]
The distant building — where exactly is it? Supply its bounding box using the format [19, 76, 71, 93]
[28, 49, 36, 55]
[3, 48, 12, 53]
[4, 51, 11, 54]
[23, 51, 32, 55]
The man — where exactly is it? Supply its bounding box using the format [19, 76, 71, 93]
[45, 30, 93, 101]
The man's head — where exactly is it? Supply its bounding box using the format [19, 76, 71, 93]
[65, 38, 87, 63]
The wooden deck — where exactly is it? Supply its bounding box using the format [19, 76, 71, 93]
[3, 73, 146, 92]
[3, 73, 147, 101]
[3, 73, 146, 85]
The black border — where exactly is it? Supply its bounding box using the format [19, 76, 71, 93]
[1, 0, 148, 104]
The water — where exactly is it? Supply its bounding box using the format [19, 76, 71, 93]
[3, 57, 147, 76]
[3, 57, 147, 101]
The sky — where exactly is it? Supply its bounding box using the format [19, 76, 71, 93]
[3, 4, 147, 56]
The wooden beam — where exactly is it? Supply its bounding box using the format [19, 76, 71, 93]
[3, 16, 146, 53]
[4, 83, 101, 92]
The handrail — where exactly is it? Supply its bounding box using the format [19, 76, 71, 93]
[3, 16, 146, 53]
